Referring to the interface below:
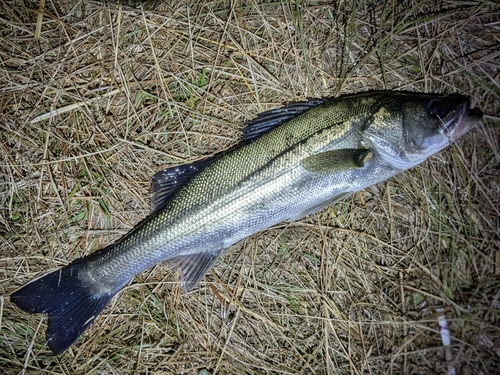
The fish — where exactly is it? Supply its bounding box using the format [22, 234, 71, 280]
[10, 91, 482, 355]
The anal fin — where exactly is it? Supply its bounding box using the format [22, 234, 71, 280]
[173, 249, 226, 293]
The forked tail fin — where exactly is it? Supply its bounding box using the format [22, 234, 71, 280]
[10, 251, 118, 355]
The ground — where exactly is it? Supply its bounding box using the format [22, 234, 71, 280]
[0, 1, 499, 374]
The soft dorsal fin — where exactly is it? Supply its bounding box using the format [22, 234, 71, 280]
[242, 99, 327, 142]
[150, 157, 217, 213]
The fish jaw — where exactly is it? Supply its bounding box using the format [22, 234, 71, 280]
[447, 102, 483, 142]
[417, 100, 483, 159]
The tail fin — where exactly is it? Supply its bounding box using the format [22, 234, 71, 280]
[11, 251, 116, 355]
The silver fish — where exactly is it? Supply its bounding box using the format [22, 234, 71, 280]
[11, 91, 482, 354]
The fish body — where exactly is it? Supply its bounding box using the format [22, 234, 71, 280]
[11, 91, 482, 354]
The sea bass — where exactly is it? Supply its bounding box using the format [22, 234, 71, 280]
[11, 91, 482, 354]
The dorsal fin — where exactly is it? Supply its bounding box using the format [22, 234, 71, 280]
[151, 99, 328, 211]
[150, 157, 217, 213]
[242, 99, 327, 142]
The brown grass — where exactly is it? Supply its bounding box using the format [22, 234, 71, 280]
[1, 1, 499, 374]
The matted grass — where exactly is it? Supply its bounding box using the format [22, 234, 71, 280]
[1, 1, 499, 374]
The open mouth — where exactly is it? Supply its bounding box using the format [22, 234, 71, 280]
[447, 102, 483, 142]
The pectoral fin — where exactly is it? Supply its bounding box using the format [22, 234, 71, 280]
[301, 149, 372, 174]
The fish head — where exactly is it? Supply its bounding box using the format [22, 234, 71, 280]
[362, 94, 483, 170]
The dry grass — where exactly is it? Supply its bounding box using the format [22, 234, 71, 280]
[1, 0, 499, 374]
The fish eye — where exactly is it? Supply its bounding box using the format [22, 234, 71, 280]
[427, 100, 448, 119]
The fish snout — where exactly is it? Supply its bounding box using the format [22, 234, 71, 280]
[449, 102, 483, 141]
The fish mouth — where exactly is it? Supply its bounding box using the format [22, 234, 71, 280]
[446, 101, 483, 142]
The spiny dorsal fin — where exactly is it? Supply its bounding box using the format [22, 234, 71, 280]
[242, 99, 327, 142]
[150, 156, 217, 213]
